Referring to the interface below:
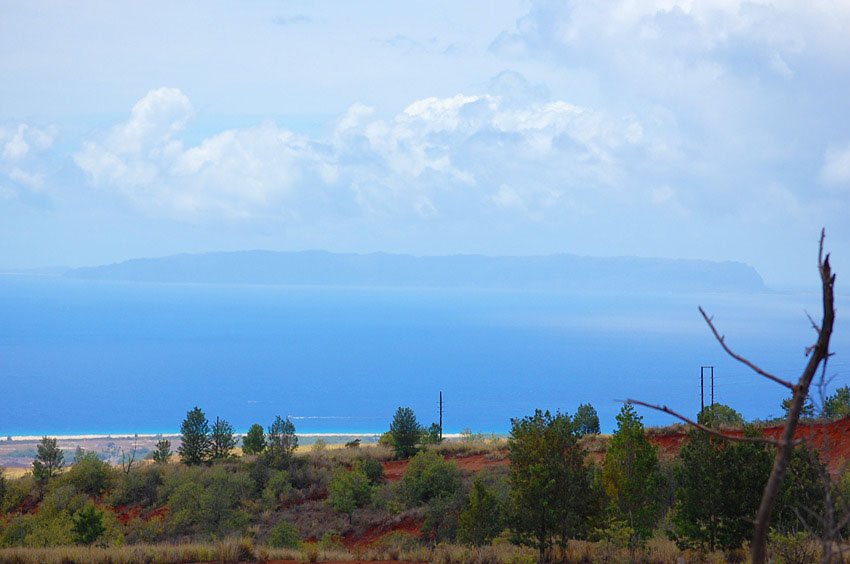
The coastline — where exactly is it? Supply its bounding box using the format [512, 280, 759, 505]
[5, 432, 467, 442]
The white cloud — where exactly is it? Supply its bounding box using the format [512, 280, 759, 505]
[0, 123, 56, 198]
[1, 124, 55, 162]
[78, 85, 653, 222]
[821, 144, 850, 187]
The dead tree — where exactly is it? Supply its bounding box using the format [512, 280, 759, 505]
[629, 230, 835, 563]
[121, 433, 138, 474]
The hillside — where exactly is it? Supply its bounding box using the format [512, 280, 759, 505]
[65, 250, 766, 292]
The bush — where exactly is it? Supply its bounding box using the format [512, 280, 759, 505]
[67, 451, 116, 496]
[328, 466, 372, 523]
[355, 457, 385, 485]
[109, 465, 163, 507]
[261, 470, 291, 508]
[71, 502, 105, 545]
[267, 521, 300, 548]
[399, 450, 461, 506]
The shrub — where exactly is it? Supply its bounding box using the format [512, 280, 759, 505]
[267, 521, 300, 548]
[66, 450, 116, 496]
[71, 502, 105, 545]
[458, 477, 506, 546]
[399, 450, 461, 506]
[109, 464, 163, 507]
[328, 466, 372, 523]
[355, 457, 385, 485]
[261, 470, 291, 508]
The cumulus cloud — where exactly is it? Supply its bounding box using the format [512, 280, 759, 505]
[76, 84, 654, 222]
[0, 123, 56, 199]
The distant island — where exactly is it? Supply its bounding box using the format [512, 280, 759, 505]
[64, 250, 765, 292]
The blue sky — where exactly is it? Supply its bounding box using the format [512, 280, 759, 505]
[1, 0, 849, 285]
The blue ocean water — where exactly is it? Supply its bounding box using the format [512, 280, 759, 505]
[0, 275, 847, 436]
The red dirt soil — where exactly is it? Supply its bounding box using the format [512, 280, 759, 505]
[343, 515, 423, 549]
[381, 452, 508, 482]
[649, 417, 850, 474]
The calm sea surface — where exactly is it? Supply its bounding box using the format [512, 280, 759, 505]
[1, 275, 847, 436]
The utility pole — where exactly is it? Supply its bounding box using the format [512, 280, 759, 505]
[701, 366, 715, 412]
[439, 391, 443, 441]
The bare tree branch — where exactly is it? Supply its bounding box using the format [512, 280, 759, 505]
[624, 399, 793, 447]
[698, 307, 795, 390]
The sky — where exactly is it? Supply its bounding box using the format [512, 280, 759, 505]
[1, 0, 849, 286]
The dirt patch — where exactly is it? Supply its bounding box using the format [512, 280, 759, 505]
[344, 515, 423, 548]
[381, 451, 508, 482]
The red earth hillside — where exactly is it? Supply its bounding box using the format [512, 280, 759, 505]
[648, 416, 850, 475]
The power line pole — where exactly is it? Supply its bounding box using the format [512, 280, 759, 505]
[701, 366, 715, 412]
[439, 391, 443, 441]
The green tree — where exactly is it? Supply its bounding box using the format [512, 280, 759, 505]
[399, 450, 461, 506]
[672, 427, 772, 551]
[242, 423, 267, 455]
[67, 450, 115, 496]
[210, 417, 237, 460]
[458, 477, 506, 546]
[267, 520, 300, 548]
[601, 403, 663, 546]
[698, 403, 745, 427]
[781, 395, 815, 419]
[509, 409, 594, 563]
[573, 403, 601, 437]
[824, 385, 850, 419]
[328, 466, 372, 523]
[32, 436, 65, 482]
[389, 407, 421, 459]
[420, 422, 443, 445]
[72, 502, 106, 545]
[267, 416, 298, 469]
[772, 445, 828, 534]
[355, 457, 385, 486]
[178, 407, 212, 466]
[152, 439, 172, 464]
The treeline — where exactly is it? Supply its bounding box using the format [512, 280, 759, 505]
[1, 399, 849, 562]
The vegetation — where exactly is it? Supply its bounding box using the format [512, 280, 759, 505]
[824, 385, 850, 419]
[210, 417, 237, 460]
[573, 403, 600, 437]
[266, 416, 298, 469]
[242, 423, 266, 455]
[152, 439, 172, 464]
[389, 406, 421, 459]
[32, 437, 64, 482]
[178, 407, 211, 466]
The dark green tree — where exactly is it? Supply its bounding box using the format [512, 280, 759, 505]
[178, 407, 211, 466]
[389, 406, 421, 459]
[152, 439, 172, 463]
[210, 417, 237, 460]
[267, 416, 298, 468]
[573, 403, 601, 437]
[458, 477, 506, 546]
[601, 403, 663, 545]
[772, 445, 828, 534]
[672, 427, 772, 551]
[242, 423, 267, 455]
[781, 395, 815, 419]
[32, 436, 65, 482]
[509, 409, 594, 563]
[354, 457, 385, 485]
[698, 403, 745, 427]
[72, 502, 106, 545]
[824, 385, 850, 419]
[420, 422, 443, 445]
[328, 466, 372, 524]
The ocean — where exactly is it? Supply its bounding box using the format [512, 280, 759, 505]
[0, 275, 847, 436]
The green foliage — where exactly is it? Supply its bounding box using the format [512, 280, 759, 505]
[781, 395, 815, 419]
[768, 530, 819, 564]
[267, 520, 301, 548]
[109, 465, 162, 507]
[328, 466, 372, 522]
[399, 450, 461, 506]
[164, 465, 252, 535]
[389, 407, 422, 459]
[824, 385, 850, 419]
[420, 422, 443, 445]
[267, 416, 298, 469]
[573, 403, 601, 437]
[772, 445, 828, 534]
[697, 403, 745, 427]
[0, 467, 6, 509]
[32, 437, 65, 482]
[508, 409, 594, 561]
[354, 457, 385, 485]
[458, 477, 506, 546]
[672, 427, 771, 551]
[422, 490, 465, 543]
[601, 403, 663, 544]
[210, 417, 237, 460]
[71, 502, 105, 545]
[179, 407, 212, 466]
[242, 423, 267, 455]
[261, 470, 291, 508]
[152, 439, 172, 464]
[66, 450, 115, 496]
